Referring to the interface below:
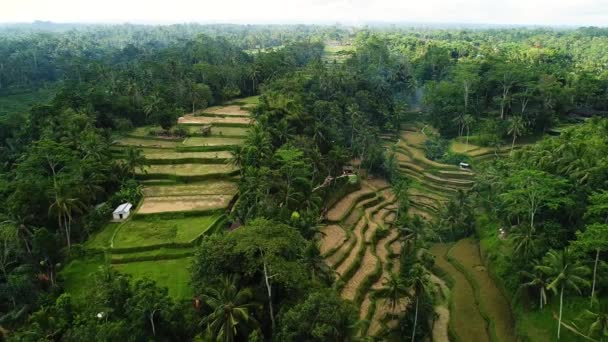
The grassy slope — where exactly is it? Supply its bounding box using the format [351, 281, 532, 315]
[112, 215, 220, 248]
[430, 244, 490, 342]
[114, 258, 194, 300]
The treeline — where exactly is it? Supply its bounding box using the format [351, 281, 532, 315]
[0, 23, 343, 92]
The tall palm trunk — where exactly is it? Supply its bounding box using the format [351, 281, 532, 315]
[591, 248, 600, 304]
[411, 296, 419, 342]
[558, 285, 564, 339]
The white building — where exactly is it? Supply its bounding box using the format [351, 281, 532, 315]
[113, 203, 132, 221]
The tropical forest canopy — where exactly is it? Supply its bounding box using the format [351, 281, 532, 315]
[0, 23, 607, 341]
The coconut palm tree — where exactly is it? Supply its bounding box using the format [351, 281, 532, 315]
[301, 242, 330, 282]
[508, 115, 526, 155]
[376, 272, 409, 313]
[200, 276, 259, 342]
[49, 184, 84, 249]
[406, 263, 432, 342]
[578, 299, 608, 341]
[123, 146, 147, 177]
[519, 260, 549, 310]
[463, 114, 475, 151]
[510, 224, 537, 259]
[536, 248, 590, 339]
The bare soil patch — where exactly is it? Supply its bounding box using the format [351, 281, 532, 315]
[319, 225, 347, 255]
[336, 219, 367, 276]
[326, 186, 372, 222]
[142, 181, 238, 197]
[137, 194, 232, 214]
[204, 105, 250, 116]
[341, 247, 378, 301]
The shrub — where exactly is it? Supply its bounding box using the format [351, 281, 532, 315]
[424, 134, 449, 161]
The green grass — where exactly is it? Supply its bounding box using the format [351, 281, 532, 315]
[208, 126, 249, 137]
[113, 257, 194, 300]
[116, 137, 182, 148]
[61, 254, 106, 301]
[0, 86, 57, 116]
[112, 215, 220, 248]
[448, 238, 516, 342]
[182, 136, 245, 147]
[515, 297, 589, 342]
[430, 243, 489, 342]
[227, 95, 259, 105]
[85, 223, 121, 249]
[111, 247, 195, 263]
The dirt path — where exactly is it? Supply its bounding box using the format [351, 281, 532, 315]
[450, 238, 517, 342]
[429, 274, 450, 342]
[430, 243, 489, 342]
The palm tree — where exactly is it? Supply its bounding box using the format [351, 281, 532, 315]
[510, 224, 537, 259]
[578, 299, 608, 341]
[49, 184, 84, 249]
[406, 264, 432, 342]
[463, 114, 475, 151]
[519, 260, 549, 310]
[536, 248, 591, 339]
[508, 115, 526, 155]
[301, 242, 330, 282]
[229, 145, 245, 176]
[123, 147, 147, 177]
[200, 276, 258, 342]
[376, 272, 408, 313]
[452, 113, 466, 137]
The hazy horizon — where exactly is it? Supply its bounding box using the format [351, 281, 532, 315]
[2, 0, 607, 27]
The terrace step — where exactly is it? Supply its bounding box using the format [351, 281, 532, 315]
[110, 247, 195, 264]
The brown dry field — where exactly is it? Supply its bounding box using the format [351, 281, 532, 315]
[341, 247, 378, 301]
[319, 225, 347, 255]
[178, 115, 251, 125]
[204, 105, 250, 116]
[325, 235, 355, 269]
[372, 229, 399, 291]
[335, 219, 367, 276]
[137, 194, 232, 214]
[408, 207, 433, 220]
[366, 177, 390, 190]
[326, 186, 372, 221]
[142, 181, 238, 197]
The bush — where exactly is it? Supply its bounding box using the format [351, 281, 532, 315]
[110, 179, 142, 207]
[424, 134, 449, 161]
[440, 151, 472, 166]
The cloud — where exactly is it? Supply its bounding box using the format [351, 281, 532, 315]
[1, 0, 607, 26]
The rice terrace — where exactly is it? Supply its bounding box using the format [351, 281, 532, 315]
[62, 97, 255, 300]
[1, 16, 607, 342]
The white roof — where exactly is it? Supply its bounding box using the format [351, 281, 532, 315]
[113, 203, 132, 214]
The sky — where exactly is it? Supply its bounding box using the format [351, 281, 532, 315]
[1, 0, 607, 26]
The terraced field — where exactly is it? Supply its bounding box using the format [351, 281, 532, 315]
[391, 124, 516, 341]
[62, 98, 256, 300]
[319, 178, 406, 336]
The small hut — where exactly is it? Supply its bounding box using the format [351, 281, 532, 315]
[459, 162, 471, 170]
[113, 203, 132, 221]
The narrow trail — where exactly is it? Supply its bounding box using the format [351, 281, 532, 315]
[429, 243, 490, 342]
